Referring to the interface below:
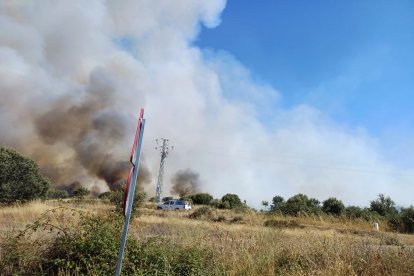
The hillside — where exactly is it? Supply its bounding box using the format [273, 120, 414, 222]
[1, 199, 414, 275]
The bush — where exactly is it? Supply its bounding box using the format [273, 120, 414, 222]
[72, 185, 90, 199]
[270, 195, 285, 212]
[370, 194, 397, 217]
[110, 187, 146, 218]
[209, 199, 222, 208]
[231, 215, 243, 223]
[283, 194, 310, 216]
[189, 206, 213, 220]
[131, 237, 215, 275]
[322, 197, 345, 216]
[0, 147, 50, 204]
[280, 194, 323, 216]
[0, 208, 216, 275]
[264, 219, 301, 229]
[221, 194, 242, 209]
[399, 206, 414, 233]
[187, 193, 214, 205]
[46, 188, 69, 199]
[214, 215, 226, 222]
[98, 191, 111, 199]
[345, 206, 379, 221]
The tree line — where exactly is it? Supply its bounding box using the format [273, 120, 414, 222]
[263, 193, 414, 233]
[1, 146, 413, 233]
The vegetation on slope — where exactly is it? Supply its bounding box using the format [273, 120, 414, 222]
[1, 200, 414, 275]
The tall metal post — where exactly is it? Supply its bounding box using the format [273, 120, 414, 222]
[155, 138, 172, 203]
[115, 110, 145, 276]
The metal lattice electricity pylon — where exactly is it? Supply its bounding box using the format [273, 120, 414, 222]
[155, 138, 172, 203]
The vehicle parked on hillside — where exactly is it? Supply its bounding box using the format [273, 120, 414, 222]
[157, 199, 192, 210]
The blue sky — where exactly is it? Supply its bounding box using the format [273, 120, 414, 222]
[197, 1, 414, 143]
[2, 1, 414, 205]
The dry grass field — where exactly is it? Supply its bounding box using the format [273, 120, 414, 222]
[1, 199, 414, 275]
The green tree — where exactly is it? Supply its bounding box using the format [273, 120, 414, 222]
[345, 206, 380, 221]
[187, 193, 214, 205]
[110, 187, 146, 218]
[345, 205, 364, 219]
[370, 194, 397, 217]
[308, 198, 321, 208]
[271, 195, 285, 207]
[322, 197, 345, 216]
[0, 147, 50, 204]
[221, 194, 242, 209]
[261, 200, 269, 211]
[270, 195, 285, 212]
[284, 194, 310, 216]
[400, 206, 414, 233]
[72, 185, 90, 199]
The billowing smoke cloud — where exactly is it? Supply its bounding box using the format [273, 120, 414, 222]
[170, 169, 201, 197]
[109, 164, 152, 192]
[32, 68, 136, 190]
[1, 1, 413, 206]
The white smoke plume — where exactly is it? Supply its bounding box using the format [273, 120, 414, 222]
[0, 0, 413, 206]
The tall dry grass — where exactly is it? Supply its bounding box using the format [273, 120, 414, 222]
[132, 210, 414, 275]
[1, 200, 414, 275]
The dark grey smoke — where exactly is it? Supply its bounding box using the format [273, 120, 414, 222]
[170, 168, 201, 197]
[29, 68, 150, 192]
[109, 163, 152, 191]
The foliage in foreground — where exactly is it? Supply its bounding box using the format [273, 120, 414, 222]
[0, 207, 216, 275]
[1, 202, 414, 275]
[0, 146, 50, 205]
[109, 187, 146, 218]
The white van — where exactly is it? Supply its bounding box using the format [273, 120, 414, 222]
[157, 199, 192, 210]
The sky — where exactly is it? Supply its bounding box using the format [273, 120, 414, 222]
[197, 0, 414, 152]
[0, 0, 413, 208]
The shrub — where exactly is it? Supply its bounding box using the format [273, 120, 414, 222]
[219, 200, 231, 209]
[400, 206, 414, 233]
[308, 198, 320, 208]
[345, 205, 364, 219]
[187, 193, 214, 205]
[46, 188, 69, 199]
[0, 208, 216, 275]
[128, 237, 215, 275]
[72, 185, 90, 199]
[221, 194, 242, 209]
[231, 215, 243, 223]
[214, 215, 226, 222]
[370, 194, 397, 217]
[110, 187, 146, 218]
[270, 195, 285, 213]
[283, 194, 310, 216]
[209, 199, 222, 208]
[0, 146, 50, 204]
[264, 219, 301, 229]
[98, 191, 111, 199]
[345, 206, 379, 221]
[189, 206, 213, 220]
[322, 197, 345, 216]
[261, 200, 269, 211]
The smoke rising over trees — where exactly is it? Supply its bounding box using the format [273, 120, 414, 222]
[170, 169, 201, 197]
[0, 1, 413, 206]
